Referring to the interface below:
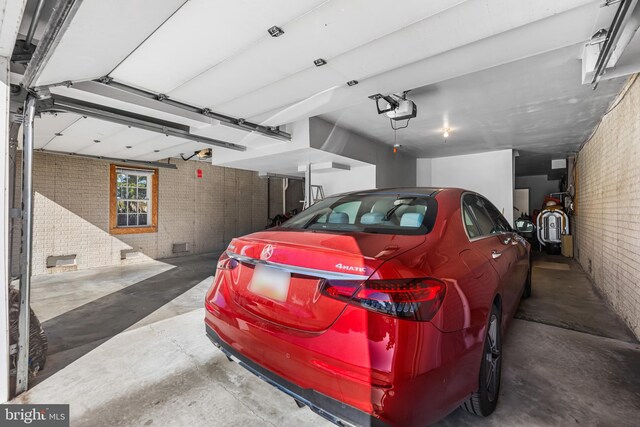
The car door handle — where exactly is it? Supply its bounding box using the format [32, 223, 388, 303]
[502, 236, 512, 245]
[492, 250, 503, 259]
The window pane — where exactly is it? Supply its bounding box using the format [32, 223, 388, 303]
[463, 206, 481, 238]
[138, 176, 148, 188]
[116, 187, 125, 199]
[127, 175, 138, 186]
[482, 199, 511, 232]
[282, 194, 436, 235]
[138, 202, 148, 213]
[117, 174, 127, 185]
[128, 214, 138, 226]
[138, 188, 147, 200]
[117, 201, 126, 213]
[127, 201, 138, 213]
[138, 214, 148, 226]
[332, 201, 361, 224]
[465, 195, 495, 236]
[117, 214, 127, 226]
[127, 187, 136, 199]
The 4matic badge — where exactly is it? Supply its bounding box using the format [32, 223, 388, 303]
[335, 263, 366, 273]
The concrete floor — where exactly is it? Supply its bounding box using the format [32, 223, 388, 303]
[14, 253, 640, 426]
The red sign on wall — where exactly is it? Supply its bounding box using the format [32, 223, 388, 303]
[197, 169, 203, 178]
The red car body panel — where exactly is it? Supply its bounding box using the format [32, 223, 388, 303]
[204, 188, 530, 426]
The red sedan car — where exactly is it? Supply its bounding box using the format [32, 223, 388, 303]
[205, 188, 531, 426]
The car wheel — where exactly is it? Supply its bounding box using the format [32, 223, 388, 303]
[522, 254, 532, 299]
[462, 304, 502, 417]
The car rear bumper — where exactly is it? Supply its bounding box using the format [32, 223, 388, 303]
[206, 325, 391, 427]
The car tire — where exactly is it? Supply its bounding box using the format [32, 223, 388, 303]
[522, 254, 532, 299]
[462, 303, 502, 417]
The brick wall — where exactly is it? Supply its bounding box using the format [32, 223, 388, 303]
[12, 152, 289, 275]
[575, 76, 640, 339]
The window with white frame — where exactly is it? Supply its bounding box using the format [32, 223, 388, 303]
[115, 168, 152, 227]
[109, 164, 158, 235]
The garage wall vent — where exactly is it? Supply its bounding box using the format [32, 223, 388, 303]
[120, 249, 142, 260]
[172, 243, 190, 254]
[46, 254, 77, 268]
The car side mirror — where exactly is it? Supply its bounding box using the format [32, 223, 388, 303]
[514, 219, 535, 234]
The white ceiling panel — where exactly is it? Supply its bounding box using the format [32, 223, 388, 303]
[213, 0, 596, 121]
[34, 112, 83, 149]
[43, 117, 129, 153]
[34, 0, 186, 86]
[75, 127, 158, 157]
[115, 135, 191, 160]
[110, 0, 328, 94]
[168, 0, 461, 107]
[248, 1, 602, 126]
[215, 65, 346, 118]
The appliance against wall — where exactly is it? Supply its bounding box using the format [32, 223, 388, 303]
[536, 204, 570, 255]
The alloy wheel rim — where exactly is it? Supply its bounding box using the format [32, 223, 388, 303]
[485, 314, 500, 402]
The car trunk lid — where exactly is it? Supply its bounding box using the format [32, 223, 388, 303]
[223, 230, 425, 332]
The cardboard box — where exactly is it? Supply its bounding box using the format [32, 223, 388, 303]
[562, 234, 573, 258]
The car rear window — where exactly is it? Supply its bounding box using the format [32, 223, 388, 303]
[281, 194, 438, 235]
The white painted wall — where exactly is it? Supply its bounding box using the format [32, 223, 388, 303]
[310, 165, 376, 197]
[417, 149, 515, 224]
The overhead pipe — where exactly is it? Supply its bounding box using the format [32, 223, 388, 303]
[24, 0, 46, 48]
[15, 95, 37, 395]
[46, 95, 247, 152]
[592, 0, 638, 88]
[93, 79, 292, 142]
[36, 149, 179, 169]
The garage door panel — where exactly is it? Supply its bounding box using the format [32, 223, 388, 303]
[110, 0, 327, 94]
[35, 0, 186, 86]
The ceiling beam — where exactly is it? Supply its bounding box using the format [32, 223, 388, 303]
[37, 149, 179, 169]
[39, 95, 247, 152]
[53, 78, 292, 141]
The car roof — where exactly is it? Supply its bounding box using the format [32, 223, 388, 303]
[335, 187, 459, 197]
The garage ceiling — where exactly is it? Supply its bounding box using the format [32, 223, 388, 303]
[16, 0, 640, 165]
[320, 44, 627, 158]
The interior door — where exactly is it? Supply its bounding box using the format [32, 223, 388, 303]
[514, 188, 530, 219]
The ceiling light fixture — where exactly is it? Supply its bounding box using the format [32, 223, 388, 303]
[268, 26, 284, 37]
[442, 128, 451, 143]
[313, 58, 327, 67]
[347, 80, 358, 86]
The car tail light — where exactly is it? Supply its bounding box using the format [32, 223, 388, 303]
[322, 278, 446, 321]
[217, 252, 239, 271]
